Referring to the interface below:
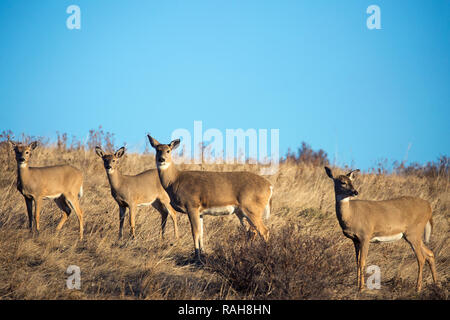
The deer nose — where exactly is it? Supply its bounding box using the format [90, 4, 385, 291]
[19, 157, 25, 162]
[353, 190, 359, 196]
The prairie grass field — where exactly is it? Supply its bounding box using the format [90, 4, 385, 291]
[0, 132, 448, 300]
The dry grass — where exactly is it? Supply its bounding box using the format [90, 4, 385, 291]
[0, 143, 448, 300]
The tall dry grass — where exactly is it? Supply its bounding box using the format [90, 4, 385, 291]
[0, 132, 448, 300]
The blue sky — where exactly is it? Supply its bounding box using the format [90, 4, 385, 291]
[0, 0, 449, 170]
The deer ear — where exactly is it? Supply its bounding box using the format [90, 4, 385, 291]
[347, 169, 360, 181]
[169, 139, 180, 150]
[324, 166, 334, 179]
[95, 146, 105, 158]
[29, 141, 39, 150]
[115, 147, 125, 158]
[147, 135, 160, 148]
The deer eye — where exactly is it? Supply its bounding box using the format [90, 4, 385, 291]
[166, 150, 169, 153]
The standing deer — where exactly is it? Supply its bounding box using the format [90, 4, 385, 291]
[147, 135, 273, 262]
[95, 146, 178, 240]
[9, 141, 84, 239]
[324, 166, 437, 292]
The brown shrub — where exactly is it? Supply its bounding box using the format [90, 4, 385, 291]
[206, 223, 353, 299]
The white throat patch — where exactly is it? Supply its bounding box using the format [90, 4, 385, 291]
[157, 162, 171, 170]
[19, 163, 27, 168]
[337, 195, 353, 202]
[107, 168, 115, 174]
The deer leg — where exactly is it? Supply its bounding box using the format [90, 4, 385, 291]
[352, 239, 361, 288]
[118, 205, 126, 239]
[55, 196, 71, 232]
[157, 198, 179, 240]
[240, 205, 269, 241]
[421, 242, 438, 285]
[187, 207, 203, 262]
[128, 204, 136, 239]
[166, 204, 179, 240]
[25, 197, 33, 230]
[358, 238, 370, 291]
[33, 197, 42, 235]
[235, 209, 247, 230]
[66, 195, 84, 240]
[152, 199, 169, 240]
[199, 216, 204, 252]
[406, 237, 426, 292]
[235, 209, 254, 239]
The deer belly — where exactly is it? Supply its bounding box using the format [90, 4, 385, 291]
[200, 205, 236, 216]
[370, 233, 403, 243]
[138, 202, 154, 207]
[44, 194, 62, 200]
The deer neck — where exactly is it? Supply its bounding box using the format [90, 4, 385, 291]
[16, 162, 30, 192]
[157, 161, 180, 190]
[335, 195, 354, 226]
[106, 168, 122, 190]
[17, 161, 30, 180]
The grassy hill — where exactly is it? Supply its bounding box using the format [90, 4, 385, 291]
[0, 133, 447, 300]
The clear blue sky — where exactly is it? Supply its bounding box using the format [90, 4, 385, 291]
[1, 0, 449, 170]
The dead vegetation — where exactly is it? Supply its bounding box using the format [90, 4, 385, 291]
[0, 130, 448, 300]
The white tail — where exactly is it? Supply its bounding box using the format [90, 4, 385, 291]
[424, 220, 432, 244]
[264, 186, 273, 220]
[9, 141, 85, 239]
[78, 185, 83, 199]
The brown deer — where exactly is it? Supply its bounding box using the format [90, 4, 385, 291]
[324, 166, 437, 292]
[148, 135, 273, 262]
[95, 146, 178, 240]
[9, 141, 84, 239]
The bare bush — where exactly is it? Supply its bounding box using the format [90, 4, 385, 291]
[206, 223, 353, 299]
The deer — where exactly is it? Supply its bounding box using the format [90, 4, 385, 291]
[147, 135, 273, 262]
[324, 166, 438, 292]
[95, 146, 178, 241]
[9, 141, 85, 239]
